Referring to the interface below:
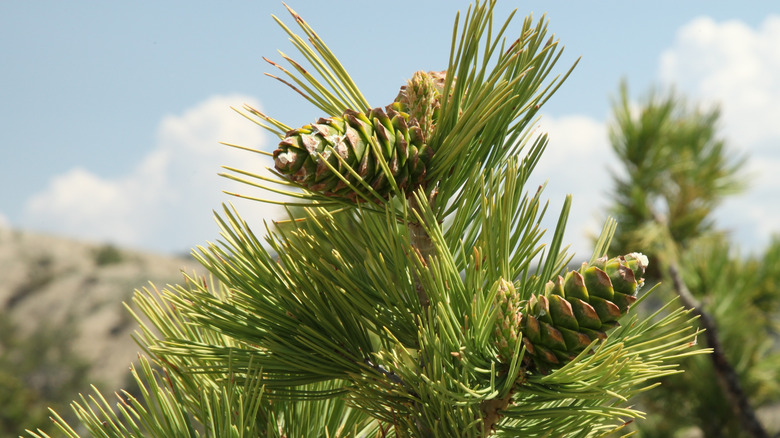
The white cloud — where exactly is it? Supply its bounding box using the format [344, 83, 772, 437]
[660, 16, 780, 145]
[716, 157, 780, 248]
[659, 15, 780, 252]
[527, 114, 613, 260]
[23, 95, 287, 253]
[25, 168, 142, 242]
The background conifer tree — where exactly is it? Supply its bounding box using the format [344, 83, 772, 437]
[605, 83, 780, 437]
[27, 3, 703, 437]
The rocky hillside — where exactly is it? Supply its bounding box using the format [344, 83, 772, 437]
[0, 226, 204, 394]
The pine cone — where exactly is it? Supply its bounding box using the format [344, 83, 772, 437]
[494, 253, 648, 372]
[273, 103, 433, 202]
[494, 279, 524, 362]
[394, 70, 448, 141]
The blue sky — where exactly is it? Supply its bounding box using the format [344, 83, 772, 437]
[1, 1, 778, 257]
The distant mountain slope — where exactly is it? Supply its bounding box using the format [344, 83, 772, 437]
[0, 226, 204, 392]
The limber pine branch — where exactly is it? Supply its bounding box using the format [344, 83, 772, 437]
[668, 263, 769, 438]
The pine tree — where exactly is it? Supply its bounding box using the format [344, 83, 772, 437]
[605, 83, 780, 437]
[27, 3, 703, 437]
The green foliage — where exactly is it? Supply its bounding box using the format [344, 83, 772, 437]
[92, 244, 124, 266]
[28, 3, 703, 437]
[636, 237, 780, 437]
[605, 82, 780, 436]
[608, 82, 745, 257]
[225, 1, 575, 217]
[0, 312, 92, 437]
[28, 280, 380, 438]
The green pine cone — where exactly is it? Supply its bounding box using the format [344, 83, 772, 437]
[493, 279, 524, 363]
[394, 70, 448, 142]
[273, 103, 432, 202]
[494, 253, 648, 372]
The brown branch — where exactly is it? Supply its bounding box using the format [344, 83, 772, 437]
[480, 390, 515, 435]
[409, 222, 434, 307]
[668, 263, 769, 438]
[408, 190, 439, 308]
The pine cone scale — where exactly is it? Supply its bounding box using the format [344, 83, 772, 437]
[569, 298, 602, 330]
